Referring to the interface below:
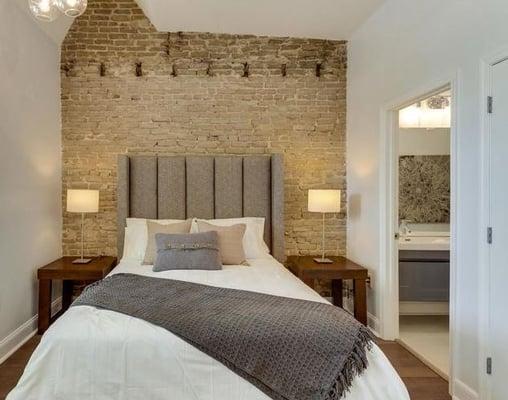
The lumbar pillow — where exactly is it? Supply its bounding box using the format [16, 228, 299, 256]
[143, 219, 192, 265]
[197, 221, 247, 265]
[153, 231, 222, 272]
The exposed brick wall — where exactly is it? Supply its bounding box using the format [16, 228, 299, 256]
[61, 0, 347, 272]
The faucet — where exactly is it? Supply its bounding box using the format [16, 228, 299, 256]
[399, 219, 412, 237]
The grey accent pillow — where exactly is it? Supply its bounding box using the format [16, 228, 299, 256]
[143, 219, 192, 265]
[153, 232, 222, 272]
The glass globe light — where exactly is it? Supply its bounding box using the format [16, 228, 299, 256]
[28, 0, 61, 22]
[55, 0, 87, 17]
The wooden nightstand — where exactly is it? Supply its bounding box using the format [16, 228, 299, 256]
[37, 256, 117, 334]
[286, 256, 369, 325]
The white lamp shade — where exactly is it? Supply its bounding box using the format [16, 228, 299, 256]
[67, 189, 99, 213]
[308, 190, 341, 213]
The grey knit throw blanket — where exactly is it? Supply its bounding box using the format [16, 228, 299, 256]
[73, 273, 373, 400]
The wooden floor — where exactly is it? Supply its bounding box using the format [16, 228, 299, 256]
[0, 336, 450, 400]
[0, 336, 40, 400]
[377, 339, 451, 400]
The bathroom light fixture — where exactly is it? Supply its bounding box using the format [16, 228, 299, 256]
[399, 96, 451, 129]
[55, 0, 87, 17]
[28, 0, 61, 22]
[308, 189, 341, 263]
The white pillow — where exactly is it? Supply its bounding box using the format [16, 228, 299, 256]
[195, 217, 270, 259]
[122, 226, 143, 260]
[124, 218, 187, 261]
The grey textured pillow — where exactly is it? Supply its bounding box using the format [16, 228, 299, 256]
[143, 219, 192, 265]
[153, 232, 222, 272]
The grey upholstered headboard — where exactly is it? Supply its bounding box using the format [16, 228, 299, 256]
[117, 154, 285, 262]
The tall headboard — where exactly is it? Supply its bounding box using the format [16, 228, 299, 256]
[117, 154, 285, 262]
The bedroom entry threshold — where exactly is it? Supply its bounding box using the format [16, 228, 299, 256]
[397, 338, 448, 381]
[396, 315, 449, 381]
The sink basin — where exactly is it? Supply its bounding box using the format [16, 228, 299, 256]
[398, 223, 450, 250]
[398, 235, 450, 251]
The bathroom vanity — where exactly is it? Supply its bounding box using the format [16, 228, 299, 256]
[398, 224, 450, 306]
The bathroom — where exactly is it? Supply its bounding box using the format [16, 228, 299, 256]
[397, 89, 451, 379]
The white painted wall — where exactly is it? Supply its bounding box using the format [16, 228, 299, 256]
[399, 128, 450, 156]
[0, 0, 62, 360]
[347, 0, 508, 397]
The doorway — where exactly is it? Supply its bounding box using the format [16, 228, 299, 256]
[396, 89, 452, 379]
[379, 81, 457, 388]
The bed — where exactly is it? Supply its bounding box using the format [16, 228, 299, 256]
[7, 155, 409, 400]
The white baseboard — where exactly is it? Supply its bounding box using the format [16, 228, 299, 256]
[452, 379, 479, 400]
[0, 297, 61, 365]
[368, 312, 380, 337]
[399, 301, 449, 315]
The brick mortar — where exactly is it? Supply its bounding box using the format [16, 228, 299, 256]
[61, 0, 348, 284]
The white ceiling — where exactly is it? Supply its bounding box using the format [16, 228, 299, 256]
[136, 0, 385, 40]
[16, 0, 385, 44]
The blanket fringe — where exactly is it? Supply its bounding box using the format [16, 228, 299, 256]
[325, 327, 374, 400]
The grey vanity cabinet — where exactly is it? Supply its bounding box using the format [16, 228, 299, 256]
[399, 250, 450, 302]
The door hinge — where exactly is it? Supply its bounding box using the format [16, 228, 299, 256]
[487, 227, 493, 244]
[487, 357, 492, 375]
[488, 96, 493, 114]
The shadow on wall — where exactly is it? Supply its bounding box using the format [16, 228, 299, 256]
[348, 193, 362, 220]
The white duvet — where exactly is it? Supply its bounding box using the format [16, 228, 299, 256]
[8, 257, 409, 400]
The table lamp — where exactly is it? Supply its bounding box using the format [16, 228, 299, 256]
[308, 189, 341, 263]
[67, 189, 99, 264]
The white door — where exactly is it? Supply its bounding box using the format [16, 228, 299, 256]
[489, 59, 508, 399]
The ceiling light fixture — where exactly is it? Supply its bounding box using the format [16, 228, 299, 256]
[28, 0, 61, 22]
[28, 0, 87, 22]
[55, 0, 87, 17]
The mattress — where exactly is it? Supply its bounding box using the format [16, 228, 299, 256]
[7, 257, 409, 400]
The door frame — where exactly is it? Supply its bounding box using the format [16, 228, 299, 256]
[478, 47, 508, 400]
[378, 74, 459, 389]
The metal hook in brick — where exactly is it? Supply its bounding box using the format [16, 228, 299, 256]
[315, 63, 322, 77]
[99, 62, 106, 77]
[206, 61, 213, 77]
[242, 62, 249, 78]
[135, 62, 143, 77]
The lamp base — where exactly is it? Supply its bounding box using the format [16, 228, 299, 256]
[72, 258, 92, 264]
[313, 257, 333, 264]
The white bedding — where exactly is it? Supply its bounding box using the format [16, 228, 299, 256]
[8, 257, 409, 400]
